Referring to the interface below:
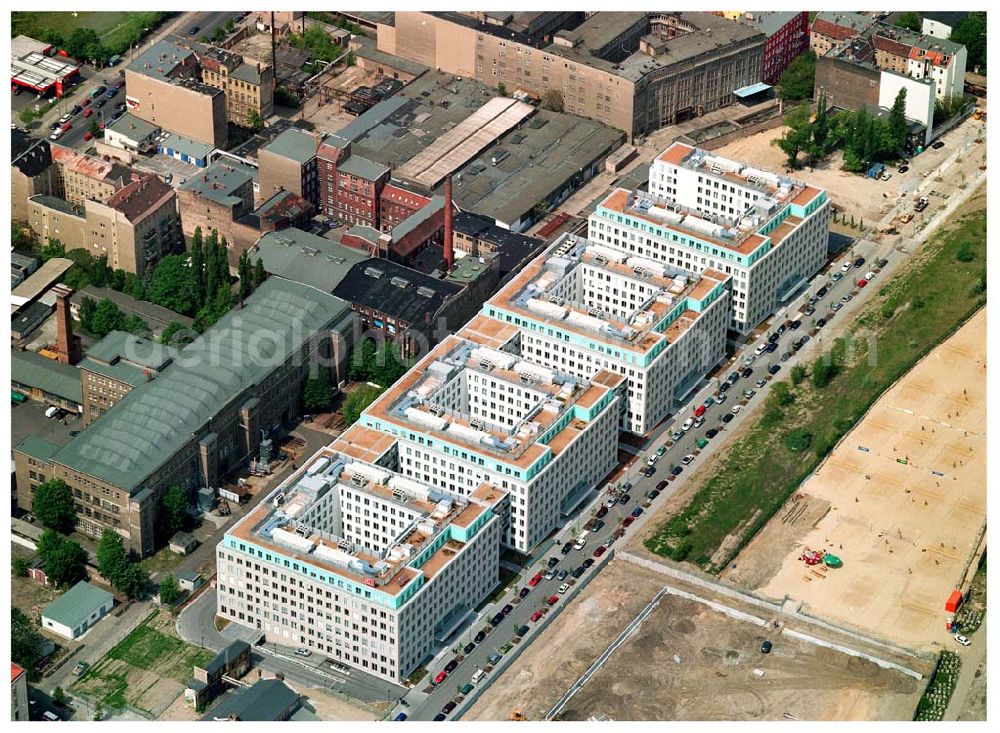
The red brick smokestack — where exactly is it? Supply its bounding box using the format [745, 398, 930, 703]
[444, 174, 454, 273]
[53, 285, 81, 365]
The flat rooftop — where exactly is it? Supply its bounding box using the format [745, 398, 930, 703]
[228, 445, 505, 598]
[488, 233, 729, 356]
[362, 333, 620, 470]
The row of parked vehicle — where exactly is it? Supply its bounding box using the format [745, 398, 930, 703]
[49, 79, 125, 141]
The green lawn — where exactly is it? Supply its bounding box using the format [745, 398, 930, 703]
[12, 12, 169, 55]
[645, 197, 986, 572]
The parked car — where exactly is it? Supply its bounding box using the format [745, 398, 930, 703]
[622, 516, 635, 527]
[89, 85, 106, 99]
[954, 634, 971, 646]
[648, 489, 661, 500]
[558, 583, 570, 594]
[463, 642, 475, 654]
[488, 652, 502, 665]
[518, 587, 531, 599]
[593, 545, 607, 558]
[840, 261, 852, 273]
[547, 555, 560, 568]
[789, 320, 801, 330]
[618, 494, 631, 505]
[932, 140, 945, 149]
[671, 465, 683, 476]
[803, 305, 815, 316]
[761, 640, 773, 654]
[743, 389, 757, 399]
[83, 131, 93, 141]
[694, 405, 706, 417]
[531, 610, 543, 622]
[705, 428, 718, 439]
[681, 454, 695, 465]
[528, 572, 543, 587]
[741, 367, 753, 379]
[857, 278, 869, 288]
[445, 659, 459, 673]
[718, 381, 730, 394]
[596, 506, 608, 519]
[561, 541, 574, 555]
[731, 405, 742, 415]
[780, 352, 791, 363]
[571, 566, 586, 579]
[442, 701, 457, 715]
[22, 514, 35, 523]
[557, 569, 568, 582]
[671, 430, 684, 441]
[768, 364, 780, 375]
[474, 630, 487, 643]
[681, 417, 694, 431]
[853, 256, 865, 268]
[582, 558, 595, 570]
[716, 393, 727, 404]
[502, 604, 514, 615]
[721, 413, 734, 424]
[72, 661, 89, 676]
[640, 465, 655, 477]
[765, 342, 778, 353]
[898, 165, 909, 173]
[590, 519, 604, 532]
[294, 648, 312, 657]
[816, 318, 827, 328]
[515, 625, 529, 638]
[42, 712, 61, 722]
[755, 378, 767, 388]
[631, 507, 643, 518]
[656, 445, 667, 456]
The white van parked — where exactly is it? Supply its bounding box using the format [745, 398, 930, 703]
[471, 668, 486, 684]
[45, 405, 59, 418]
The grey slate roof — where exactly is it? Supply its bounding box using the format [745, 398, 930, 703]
[332, 258, 461, 327]
[260, 128, 319, 163]
[199, 640, 250, 677]
[129, 39, 197, 82]
[15, 435, 63, 463]
[42, 581, 113, 630]
[106, 113, 160, 142]
[179, 161, 255, 208]
[11, 350, 83, 404]
[250, 228, 369, 293]
[49, 278, 350, 493]
[77, 331, 177, 388]
[202, 678, 301, 721]
[337, 154, 390, 182]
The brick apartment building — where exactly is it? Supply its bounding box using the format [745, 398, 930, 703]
[809, 11, 876, 57]
[735, 11, 810, 85]
[316, 138, 391, 228]
[379, 181, 432, 230]
[49, 144, 133, 207]
[13, 278, 355, 557]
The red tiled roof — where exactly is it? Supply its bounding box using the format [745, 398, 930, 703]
[812, 18, 859, 42]
[12, 662, 25, 681]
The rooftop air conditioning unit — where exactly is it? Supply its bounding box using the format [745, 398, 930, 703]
[351, 473, 366, 486]
[470, 418, 486, 431]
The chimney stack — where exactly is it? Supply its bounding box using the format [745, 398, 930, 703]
[444, 174, 454, 273]
[53, 285, 81, 366]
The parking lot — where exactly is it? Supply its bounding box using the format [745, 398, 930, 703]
[10, 399, 82, 454]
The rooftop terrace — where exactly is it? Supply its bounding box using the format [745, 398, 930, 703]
[228, 445, 505, 599]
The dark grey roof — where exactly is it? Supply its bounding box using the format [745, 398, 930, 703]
[11, 300, 53, 337]
[200, 640, 250, 676]
[11, 349, 82, 404]
[12, 129, 52, 177]
[332, 258, 461, 327]
[337, 154, 390, 182]
[260, 128, 320, 163]
[50, 279, 350, 493]
[179, 161, 255, 208]
[452, 211, 544, 275]
[202, 678, 300, 721]
[77, 331, 177, 388]
[128, 39, 198, 82]
[250, 228, 369, 292]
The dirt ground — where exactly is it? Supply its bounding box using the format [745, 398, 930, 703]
[466, 561, 921, 721]
[726, 309, 986, 651]
[298, 687, 381, 721]
[11, 544, 61, 618]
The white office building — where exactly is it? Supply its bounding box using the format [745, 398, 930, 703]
[218, 441, 509, 684]
[590, 141, 830, 334]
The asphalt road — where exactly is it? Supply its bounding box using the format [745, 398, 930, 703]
[404, 242, 906, 722]
[175, 11, 245, 44]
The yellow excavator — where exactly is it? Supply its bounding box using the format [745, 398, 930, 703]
[509, 708, 527, 721]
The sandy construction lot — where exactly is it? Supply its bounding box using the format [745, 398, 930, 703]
[728, 309, 985, 650]
[465, 561, 922, 721]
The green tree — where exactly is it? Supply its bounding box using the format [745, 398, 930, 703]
[160, 321, 196, 347]
[246, 108, 264, 131]
[117, 563, 149, 600]
[12, 607, 44, 679]
[774, 104, 813, 168]
[303, 376, 334, 412]
[888, 88, 908, 153]
[96, 529, 129, 588]
[541, 89, 564, 112]
[122, 313, 151, 338]
[252, 258, 267, 289]
[190, 227, 206, 307]
[88, 298, 127, 338]
[159, 574, 181, 606]
[372, 343, 409, 386]
[349, 338, 378, 381]
[78, 296, 98, 333]
[956, 241, 976, 262]
[52, 686, 68, 707]
[65, 28, 101, 59]
[498, 82, 507, 96]
[237, 250, 253, 301]
[40, 237, 66, 261]
[811, 356, 838, 388]
[37, 530, 88, 587]
[340, 384, 384, 425]
[783, 427, 813, 453]
[161, 485, 189, 537]
[950, 12, 987, 72]
[895, 12, 922, 32]
[771, 381, 795, 406]
[12, 556, 30, 577]
[32, 480, 76, 533]
[147, 254, 198, 315]
[777, 51, 816, 100]
[790, 363, 807, 386]
[11, 222, 38, 254]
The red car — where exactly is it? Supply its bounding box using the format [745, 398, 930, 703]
[595, 506, 608, 519]
[857, 279, 869, 288]
[623, 516, 635, 527]
[83, 131, 93, 141]
[694, 405, 706, 417]
[594, 546, 607, 558]
[434, 671, 448, 684]
[60, 122, 72, 131]
[82, 98, 91, 107]
[546, 595, 559, 606]
[83, 108, 93, 117]
[531, 610, 543, 622]
[528, 572, 543, 587]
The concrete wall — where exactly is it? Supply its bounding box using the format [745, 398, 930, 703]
[125, 71, 228, 148]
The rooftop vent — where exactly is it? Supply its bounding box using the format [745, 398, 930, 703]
[390, 276, 410, 289]
[416, 286, 436, 298]
[364, 266, 383, 278]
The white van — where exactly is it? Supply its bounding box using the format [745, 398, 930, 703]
[573, 532, 588, 551]
[471, 668, 486, 685]
[45, 405, 59, 418]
